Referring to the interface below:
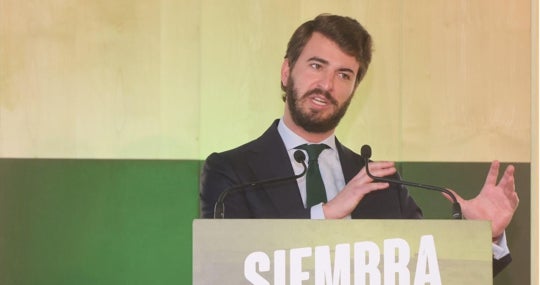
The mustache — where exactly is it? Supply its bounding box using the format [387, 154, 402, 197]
[302, 88, 338, 106]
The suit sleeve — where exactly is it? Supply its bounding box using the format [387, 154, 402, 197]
[493, 254, 511, 276]
[199, 152, 252, 218]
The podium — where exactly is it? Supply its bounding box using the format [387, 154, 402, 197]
[193, 219, 492, 284]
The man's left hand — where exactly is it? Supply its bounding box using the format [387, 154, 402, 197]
[444, 161, 519, 240]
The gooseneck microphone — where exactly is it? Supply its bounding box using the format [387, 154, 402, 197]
[214, 150, 308, 219]
[361, 145, 462, 219]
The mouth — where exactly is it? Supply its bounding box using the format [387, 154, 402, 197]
[303, 88, 338, 110]
[311, 95, 329, 106]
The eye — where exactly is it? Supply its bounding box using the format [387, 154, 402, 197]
[338, 72, 352, 81]
[310, 63, 322, 70]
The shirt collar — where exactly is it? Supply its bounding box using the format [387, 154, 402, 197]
[277, 118, 337, 151]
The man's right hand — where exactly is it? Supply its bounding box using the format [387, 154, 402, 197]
[322, 161, 396, 219]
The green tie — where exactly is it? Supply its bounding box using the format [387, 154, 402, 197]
[296, 144, 330, 207]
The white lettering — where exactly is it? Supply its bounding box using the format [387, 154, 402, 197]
[290, 247, 312, 285]
[244, 251, 270, 285]
[384, 238, 410, 285]
[413, 235, 441, 285]
[315, 243, 351, 285]
[243, 236, 441, 285]
[354, 241, 381, 285]
[274, 250, 286, 285]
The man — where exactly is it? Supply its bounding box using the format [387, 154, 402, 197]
[200, 14, 519, 275]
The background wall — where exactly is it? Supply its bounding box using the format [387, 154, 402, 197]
[0, 0, 536, 284]
[0, 0, 532, 162]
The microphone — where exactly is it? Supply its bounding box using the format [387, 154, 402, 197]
[360, 145, 462, 219]
[213, 150, 308, 219]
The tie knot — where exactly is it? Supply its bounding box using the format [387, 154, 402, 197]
[296, 144, 329, 161]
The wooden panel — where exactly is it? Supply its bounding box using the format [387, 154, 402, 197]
[0, 0, 201, 159]
[399, 1, 531, 162]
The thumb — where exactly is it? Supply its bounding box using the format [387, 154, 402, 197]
[441, 188, 464, 204]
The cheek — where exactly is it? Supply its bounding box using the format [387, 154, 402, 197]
[291, 69, 318, 89]
[335, 84, 355, 101]
[292, 81, 312, 96]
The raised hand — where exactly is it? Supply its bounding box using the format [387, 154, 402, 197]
[444, 161, 519, 240]
[323, 161, 395, 219]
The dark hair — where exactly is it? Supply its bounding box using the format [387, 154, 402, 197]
[281, 14, 373, 92]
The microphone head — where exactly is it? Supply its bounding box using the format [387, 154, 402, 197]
[361, 145, 372, 160]
[293, 150, 306, 163]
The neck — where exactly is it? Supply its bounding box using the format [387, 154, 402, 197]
[282, 113, 334, 143]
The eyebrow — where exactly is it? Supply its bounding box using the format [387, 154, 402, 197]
[308, 56, 356, 75]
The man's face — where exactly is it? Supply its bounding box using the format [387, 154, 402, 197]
[282, 32, 360, 134]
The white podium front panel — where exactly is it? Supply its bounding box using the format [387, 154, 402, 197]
[193, 219, 491, 285]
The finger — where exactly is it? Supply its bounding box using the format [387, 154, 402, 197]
[359, 182, 390, 195]
[498, 165, 516, 195]
[350, 169, 392, 187]
[483, 160, 500, 187]
[354, 161, 396, 183]
[364, 161, 395, 173]
[441, 188, 465, 204]
[373, 182, 390, 190]
[357, 161, 392, 174]
[511, 192, 520, 208]
[368, 165, 396, 178]
[367, 161, 396, 174]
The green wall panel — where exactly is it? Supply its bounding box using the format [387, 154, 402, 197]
[0, 159, 530, 284]
[399, 162, 530, 285]
[0, 159, 200, 285]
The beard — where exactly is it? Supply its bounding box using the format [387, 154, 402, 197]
[285, 76, 353, 133]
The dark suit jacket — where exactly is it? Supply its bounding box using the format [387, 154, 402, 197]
[199, 119, 510, 275]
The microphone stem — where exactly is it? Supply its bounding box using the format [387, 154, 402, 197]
[214, 162, 307, 219]
[364, 159, 463, 219]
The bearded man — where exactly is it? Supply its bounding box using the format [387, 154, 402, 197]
[199, 14, 518, 276]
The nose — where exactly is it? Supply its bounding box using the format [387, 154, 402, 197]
[317, 70, 334, 92]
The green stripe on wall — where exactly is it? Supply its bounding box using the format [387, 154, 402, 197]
[0, 159, 530, 284]
[398, 162, 530, 285]
[0, 159, 200, 285]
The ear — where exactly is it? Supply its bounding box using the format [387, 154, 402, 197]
[281, 59, 290, 88]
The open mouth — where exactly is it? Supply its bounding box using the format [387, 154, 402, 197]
[312, 95, 328, 106]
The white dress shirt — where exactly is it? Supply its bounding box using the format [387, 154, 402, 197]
[277, 119, 346, 219]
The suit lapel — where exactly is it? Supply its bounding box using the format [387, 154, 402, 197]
[242, 121, 366, 217]
[336, 138, 363, 184]
[246, 120, 306, 215]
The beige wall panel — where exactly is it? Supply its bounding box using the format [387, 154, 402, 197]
[399, 1, 531, 162]
[0, 0, 201, 159]
[315, 1, 406, 160]
[531, 0, 539, 282]
[199, 1, 406, 159]
[159, 0, 201, 160]
[0, 0, 531, 162]
[199, 0, 299, 156]
[200, 1, 531, 162]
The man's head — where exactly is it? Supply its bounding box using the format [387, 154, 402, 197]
[281, 14, 373, 94]
[280, 14, 372, 138]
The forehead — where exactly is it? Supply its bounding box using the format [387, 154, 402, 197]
[298, 32, 360, 72]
